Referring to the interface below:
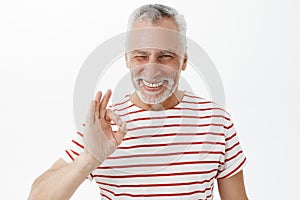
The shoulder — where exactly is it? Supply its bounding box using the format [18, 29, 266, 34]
[182, 90, 234, 131]
[182, 90, 230, 115]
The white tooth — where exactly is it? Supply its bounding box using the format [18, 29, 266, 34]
[142, 80, 164, 88]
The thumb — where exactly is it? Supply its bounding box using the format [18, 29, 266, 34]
[105, 109, 127, 145]
[117, 120, 127, 140]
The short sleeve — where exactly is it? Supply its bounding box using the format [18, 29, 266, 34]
[61, 123, 94, 181]
[216, 111, 247, 179]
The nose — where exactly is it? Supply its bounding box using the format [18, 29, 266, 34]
[148, 53, 158, 64]
[143, 63, 162, 81]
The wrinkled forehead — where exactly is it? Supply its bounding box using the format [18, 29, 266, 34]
[125, 27, 186, 57]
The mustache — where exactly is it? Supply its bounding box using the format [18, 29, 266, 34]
[133, 76, 175, 91]
[133, 73, 177, 83]
[133, 76, 168, 83]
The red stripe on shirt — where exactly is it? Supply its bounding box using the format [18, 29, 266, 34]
[100, 192, 112, 200]
[107, 150, 225, 160]
[113, 104, 134, 112]
[100, 185, 213, 197]
[72, 140, 84, 149]
[225, 123, 234, 129]
[71, 149, 79, 156]
[76, 131, 83, 137]
[93, 169, 218, 179]
[97, 177, 214, 188]
[225, 150, 243, 162]
[117, 141, 225, 150]
[110, 115, 230, 126]
[119, 107, 227, 117]
[218, 157, 247, 179]
[181, 100, 213, 104]
[124, 114, 230, 124]
[184, 93, 205, 100]
[225, 141, 240, 152]
[127, 123, 226, 131]
[225, 132, 237, 141]
[111, 98, 130, 107]
[122, 132, 225, 141]
[205, 193, 213, 199]
[97, 160, 223, 169]
[65, 150, 74, 161]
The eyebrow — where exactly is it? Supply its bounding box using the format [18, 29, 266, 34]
[130, 50, 150, 56]
[159, 49, 176, 55]
[129, 49, 176, 56]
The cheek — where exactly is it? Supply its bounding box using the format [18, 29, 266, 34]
[161, 59, 182, 69]
[127, 60, 138, 71]
[129, 58, 149, 66]
[129, 65, 144, 78]
[164, 64, 182, 78]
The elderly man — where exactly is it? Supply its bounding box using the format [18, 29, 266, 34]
[29, 4, 248, 200]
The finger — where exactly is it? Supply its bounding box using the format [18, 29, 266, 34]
[105, 109, 120, 124]
[105, 109, 127, 146]
[115, 121, 127, 145]
[100, 89, 112, 118]
[95, 91, 102, 103]
[95, 91, 102, 119]
[108, 117, 127, 146]
[86, 100, 96, 125]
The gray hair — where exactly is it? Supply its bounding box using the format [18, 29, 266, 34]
[126, 4, 187, 52]
[127, 4, 187, 36]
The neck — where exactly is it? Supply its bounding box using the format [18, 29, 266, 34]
[130, 89, 184, 111]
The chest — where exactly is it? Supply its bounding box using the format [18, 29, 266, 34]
[92, 110, 225, 199]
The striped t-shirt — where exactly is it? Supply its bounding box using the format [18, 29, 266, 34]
[62, 90, 247, 200]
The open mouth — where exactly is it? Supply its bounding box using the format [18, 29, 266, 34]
[139, 79, 167, 92]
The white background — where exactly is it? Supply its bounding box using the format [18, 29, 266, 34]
[1, 0, 299, 199]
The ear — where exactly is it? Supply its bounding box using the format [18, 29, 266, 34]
[181, 53, 188, 71]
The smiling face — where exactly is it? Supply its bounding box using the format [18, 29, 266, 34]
[128, 48, 183, 104]
[126, 17, 187, 107]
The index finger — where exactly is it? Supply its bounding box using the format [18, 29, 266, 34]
[100, 89, 112, 118]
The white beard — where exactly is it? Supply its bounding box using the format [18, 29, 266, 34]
[136, 78, 177, 105]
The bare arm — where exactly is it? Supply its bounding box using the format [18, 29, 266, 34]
[28, 90, 127, 200]
[217, 170, 248, 200]
[28, 151, 100, 200]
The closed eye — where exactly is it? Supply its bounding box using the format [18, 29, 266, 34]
[159, 54, 173, 59]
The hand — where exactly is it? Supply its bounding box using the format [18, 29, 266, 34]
[82, 89, 127, 164]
